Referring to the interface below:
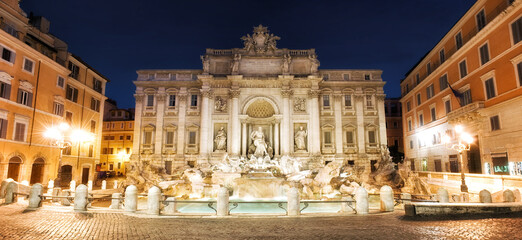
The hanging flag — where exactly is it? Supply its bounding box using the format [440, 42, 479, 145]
[446, 78, 463, 107]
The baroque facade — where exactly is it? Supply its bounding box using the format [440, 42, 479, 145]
[132, 26, 386, 173]
[400, 0, 522, 175]
[0, 0, 108, 186]
[100, 100, 134, 176]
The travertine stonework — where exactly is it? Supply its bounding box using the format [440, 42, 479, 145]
[131, 25, 387, 173]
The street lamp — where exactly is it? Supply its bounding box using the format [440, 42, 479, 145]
[442, 125, 474, 193]
[45, 123, 95, 187]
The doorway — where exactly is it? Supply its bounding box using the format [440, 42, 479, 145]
[7, 157, 22, 181]
[82, 167, 89, 184]
[467, 140, 482, 173]
[30, 158, 45, 184]
[60, 165, 73, 187]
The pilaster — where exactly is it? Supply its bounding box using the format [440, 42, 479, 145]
[354, 93, 366, 153]
[308, 89, 321, 155]
[334, 93, 343, 155]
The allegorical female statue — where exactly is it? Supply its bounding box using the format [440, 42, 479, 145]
[214, 127, 227, 151]
[294, 126, 307, 150]
[250, 126, 268, 158]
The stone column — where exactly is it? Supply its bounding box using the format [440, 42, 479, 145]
[376, 94, 387, 145]
[354, 93, 366, 153]
[230, 89, 241, 157]
[241, 120, 247, 157]
[132, 94, 144, 156]
[281, 90, 293, 155]
[176, 91, 188, 159]
[274, 121, 280, 156]
[308, 90, 321, 155]
[154, 92, 166, 155]
[199, 89, 212, 160]
[334, 93, 343, 156]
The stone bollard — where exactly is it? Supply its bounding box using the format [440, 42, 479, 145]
[503, 189, 515, 202]
[217, 187, 229, 216]
[28, 183, 43, 209]
[21, 180, 29, 186]
[479, 189, 492, 203]
[513, 188, 521, 202]
[47, 180, 54, 195]
[125, 185, 138, 212]
[87, 181, 93, 191]
[355, 187, 369, 215]
[400, 193, 412, 204]
[110, 193, 122, 209]
[341, 196, 353, 213]
[101, 180, 107, 190]
[380, 185, 394, 212]
[147, 186, 161, 215]
[70, 180, 76, 192]
[61, 190, 71, 206]
[437, 188, 449, 203]
[164, 197, 177, 214]
[5, 181, 18, 204]
[0, 178, 14, 198]
[287, 187, 300, 216]
[114, 180, 118, 189]
[52, 188, 62, 202]
[74, 184, 88, 211]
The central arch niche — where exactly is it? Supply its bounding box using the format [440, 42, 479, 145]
[240, 97, 281, 158]
[246, 99, 275, 118]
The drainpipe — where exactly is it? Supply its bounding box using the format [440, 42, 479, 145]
[29, 60, 41, 146]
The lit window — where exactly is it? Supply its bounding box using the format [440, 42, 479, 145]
[53, 102, 64, 116]
[17, 89, 32, 107]
[14, 122, 26, 142]
[23, 58, 35, 74]
[57, 76, 65, 88]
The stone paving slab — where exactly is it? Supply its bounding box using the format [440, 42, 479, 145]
[1, 202, 522, 239]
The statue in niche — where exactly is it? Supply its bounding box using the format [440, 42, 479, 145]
[231, 54, 241, 74]
[293, 98, 306, 112]
[214, 127, 227, 151]
[200, 55, 210, 73]
[282, 54, 291, 74]
[214, 96, 227, 112]
[309, 54, 320, 74]
[250, 126, 268, 158]
[294, 126, 308, 151]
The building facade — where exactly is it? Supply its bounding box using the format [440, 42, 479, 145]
[0, 0, 108, 186]
[100, 100, 134, 176]
[384, 98, 404, 162]
[132, 26, 387, 173]
[400, 0, 522, 175]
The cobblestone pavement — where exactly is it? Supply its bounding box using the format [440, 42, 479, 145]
[0, 203, 521, 240]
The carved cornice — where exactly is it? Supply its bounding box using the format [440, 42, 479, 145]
[229, 89, 240, 98]
[281, 89, 294, 98]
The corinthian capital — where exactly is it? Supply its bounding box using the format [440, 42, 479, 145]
[375, 94, 386, 101]
[281, 89, 294, 98]
[134, 94, 145, 103]
[177, 94, 187, 102]
[229, 89, 240, 98]
[155, 93, 166, 101]
[307, 90, 321, 98]
[201, 89, 213, 98]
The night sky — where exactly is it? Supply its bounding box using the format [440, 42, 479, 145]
[21, 0, 475, 109]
